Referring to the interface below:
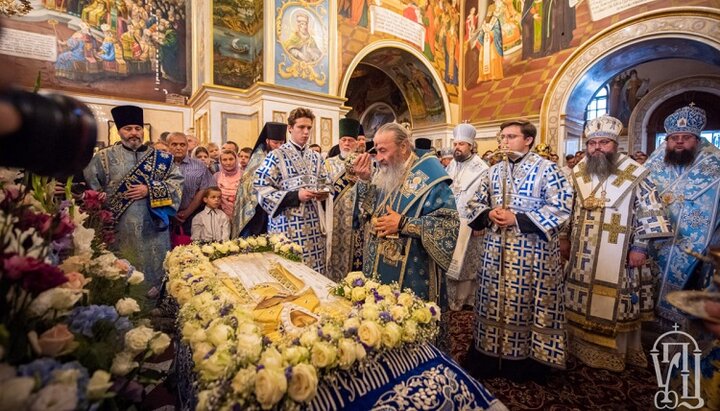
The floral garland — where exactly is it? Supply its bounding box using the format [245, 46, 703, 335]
[165, 235, 441, 410]
[0, 170, 170, 410]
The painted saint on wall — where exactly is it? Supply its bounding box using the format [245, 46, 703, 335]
[275, 0, 329, 93]
[1, 0, 188, 102]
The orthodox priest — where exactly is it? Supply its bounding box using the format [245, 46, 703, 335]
[325, 118, 362, 281]
[255, 108, 330, 274]
[84, 105, 183, 289]
[231, 122, 287, 238]
[565, 115, 672, 372]
[464, 120, 573, 378]
[353, 122, 459, 303]
[445, 123, 488, 311]
[645, 104, 720, 325]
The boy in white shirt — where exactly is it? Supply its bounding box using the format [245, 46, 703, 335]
[191, 187, 230, 242]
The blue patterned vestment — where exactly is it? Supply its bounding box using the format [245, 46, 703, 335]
[254, 142, 329, 274]
[466, 151, 573, 368]
[645, 139, 720, 324]
[357, 154, 459, 303]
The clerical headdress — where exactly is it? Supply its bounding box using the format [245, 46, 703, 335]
[584, 115, 623, 141]
[453, 123, 477, 145]
[339, 118, 360, 139]
[664, 104, 706, 137]
[253, 121, 287, 152]
[111, 105, 143, 129]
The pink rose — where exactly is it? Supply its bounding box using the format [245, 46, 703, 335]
[82, 190, 104, 211]
[62, 272, 88, 290]
[37, 324, 76, 357]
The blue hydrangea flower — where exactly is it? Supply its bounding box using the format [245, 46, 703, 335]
[67, 305, 129, 338]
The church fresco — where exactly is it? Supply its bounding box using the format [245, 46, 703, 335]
[338, 0, 461, 101]
[350, 49, 445, 128]
[213, 0, 263, 89]
[274, 0, 329, 94]
[461, 0, 708, 123]
[0, 0, 188, 102]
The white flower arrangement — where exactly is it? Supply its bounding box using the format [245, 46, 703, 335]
[165, 237, 441, 410]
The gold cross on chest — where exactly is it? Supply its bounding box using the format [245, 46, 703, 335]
[601, 213, 628, 244]
[611, 164, 638, 187]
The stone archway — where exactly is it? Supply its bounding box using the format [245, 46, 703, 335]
[627, 75, 720, 152]
[339, 41, 450, 139]
[540, 7, 720, 156]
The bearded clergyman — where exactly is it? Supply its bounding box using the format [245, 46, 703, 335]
[565, 115, 672, 372]
[352, 122, 459, 303]
[644, 104, 720, 325]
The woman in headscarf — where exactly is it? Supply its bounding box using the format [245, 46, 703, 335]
[214, 149, 242, 219]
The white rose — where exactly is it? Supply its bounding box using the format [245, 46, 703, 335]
[206, 323, 232, 347]
[365, 280, 380, 290]
[254, 367, 287, 410]
[398, 292, 414, 307]
[181, 322, 200, 340]
[345, 271, 366, 284]
[357, 321, 382, 349]
[236, 333, 263, 364]
[354, 342, 367, 361]
[201, 245, 214, 255]
[269, 234, 281, 244]
[231, 367, 256, 396]
[72, 225, 94, 256]
[191, 342, 214, 364]
[127, 270, 145, 285]
[402, 319, 418, 342]
[382, 321, 402, 348]
[282, 345, 309, 365]
[29, 383, 77, 411]
[0, 377, 35, 411]
[51, 368, 79, 386]
[188, 328, 207, 345]
[237, 322, 260, 335]
[196, 389, 213, 411]
[342, 286, 352, 298]
[350, 287, 366, 302]
[280, 244, 291, 253]
[343, 317, 360, 332]
[321, 323, 342, 341]
[214, 243, 229, 254]
[377, 284, 394, 298]
[291, 243, 303, 253]
[299, 328, 320, 347]
[124, 325, 156, 354]
[287, 363, 318, 403]
[259, 347, 284, 370]
[247, 238, 258, 247]
[198, 349, 233, 381]
[257, 237, 268, 247]
[311, 341, 337, 368]
[27, 288, 82, 317]
[412, 307, 432, 324]
[111, 351, 139, 376]
[115, 297, 141, 316]
[390, 305, 409, 322]
[337, 338, 357, 369]
[237, 239, 249, 249]
[228, 243, 240, 253]
[361, 304, 380, 321]
[87, 370, 113, 400]
[150, 333, 171, 355]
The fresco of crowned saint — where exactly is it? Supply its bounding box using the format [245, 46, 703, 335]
[3, 0, 188, 102]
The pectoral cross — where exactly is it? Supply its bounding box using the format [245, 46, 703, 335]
[602, 213, 628, 244]
[611, 164, 638, 187]
[574, 163, 590, 183]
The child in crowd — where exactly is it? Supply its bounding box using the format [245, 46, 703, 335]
[193, 146, 214, 172]
[191, 187, 230, 242]
[207, 142, 221, 173]
[238, 147, 252, 173]
[214, 149, 242, 219]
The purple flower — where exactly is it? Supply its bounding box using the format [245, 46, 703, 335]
[204, 348, 216, 360]
[429, 306, 437, 317]
[285, 366, 293, 379]
[352, 279, 364, 287]
[379, 311, 392, 322]
[256, 364, 265, 371]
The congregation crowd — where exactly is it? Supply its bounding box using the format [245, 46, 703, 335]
[87, 102, 720, 385]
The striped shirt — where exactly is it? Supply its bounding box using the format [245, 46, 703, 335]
[177, 157, 215, 210]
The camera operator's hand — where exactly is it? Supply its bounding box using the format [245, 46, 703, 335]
[125, 184, 148, 200]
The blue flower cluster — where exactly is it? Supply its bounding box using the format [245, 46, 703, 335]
[18, 359, 90, 407]
[67, 305, 131, 338]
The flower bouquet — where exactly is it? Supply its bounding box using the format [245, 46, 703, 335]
[165, 237, 441, 410]
[0, 170, 170, 410]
